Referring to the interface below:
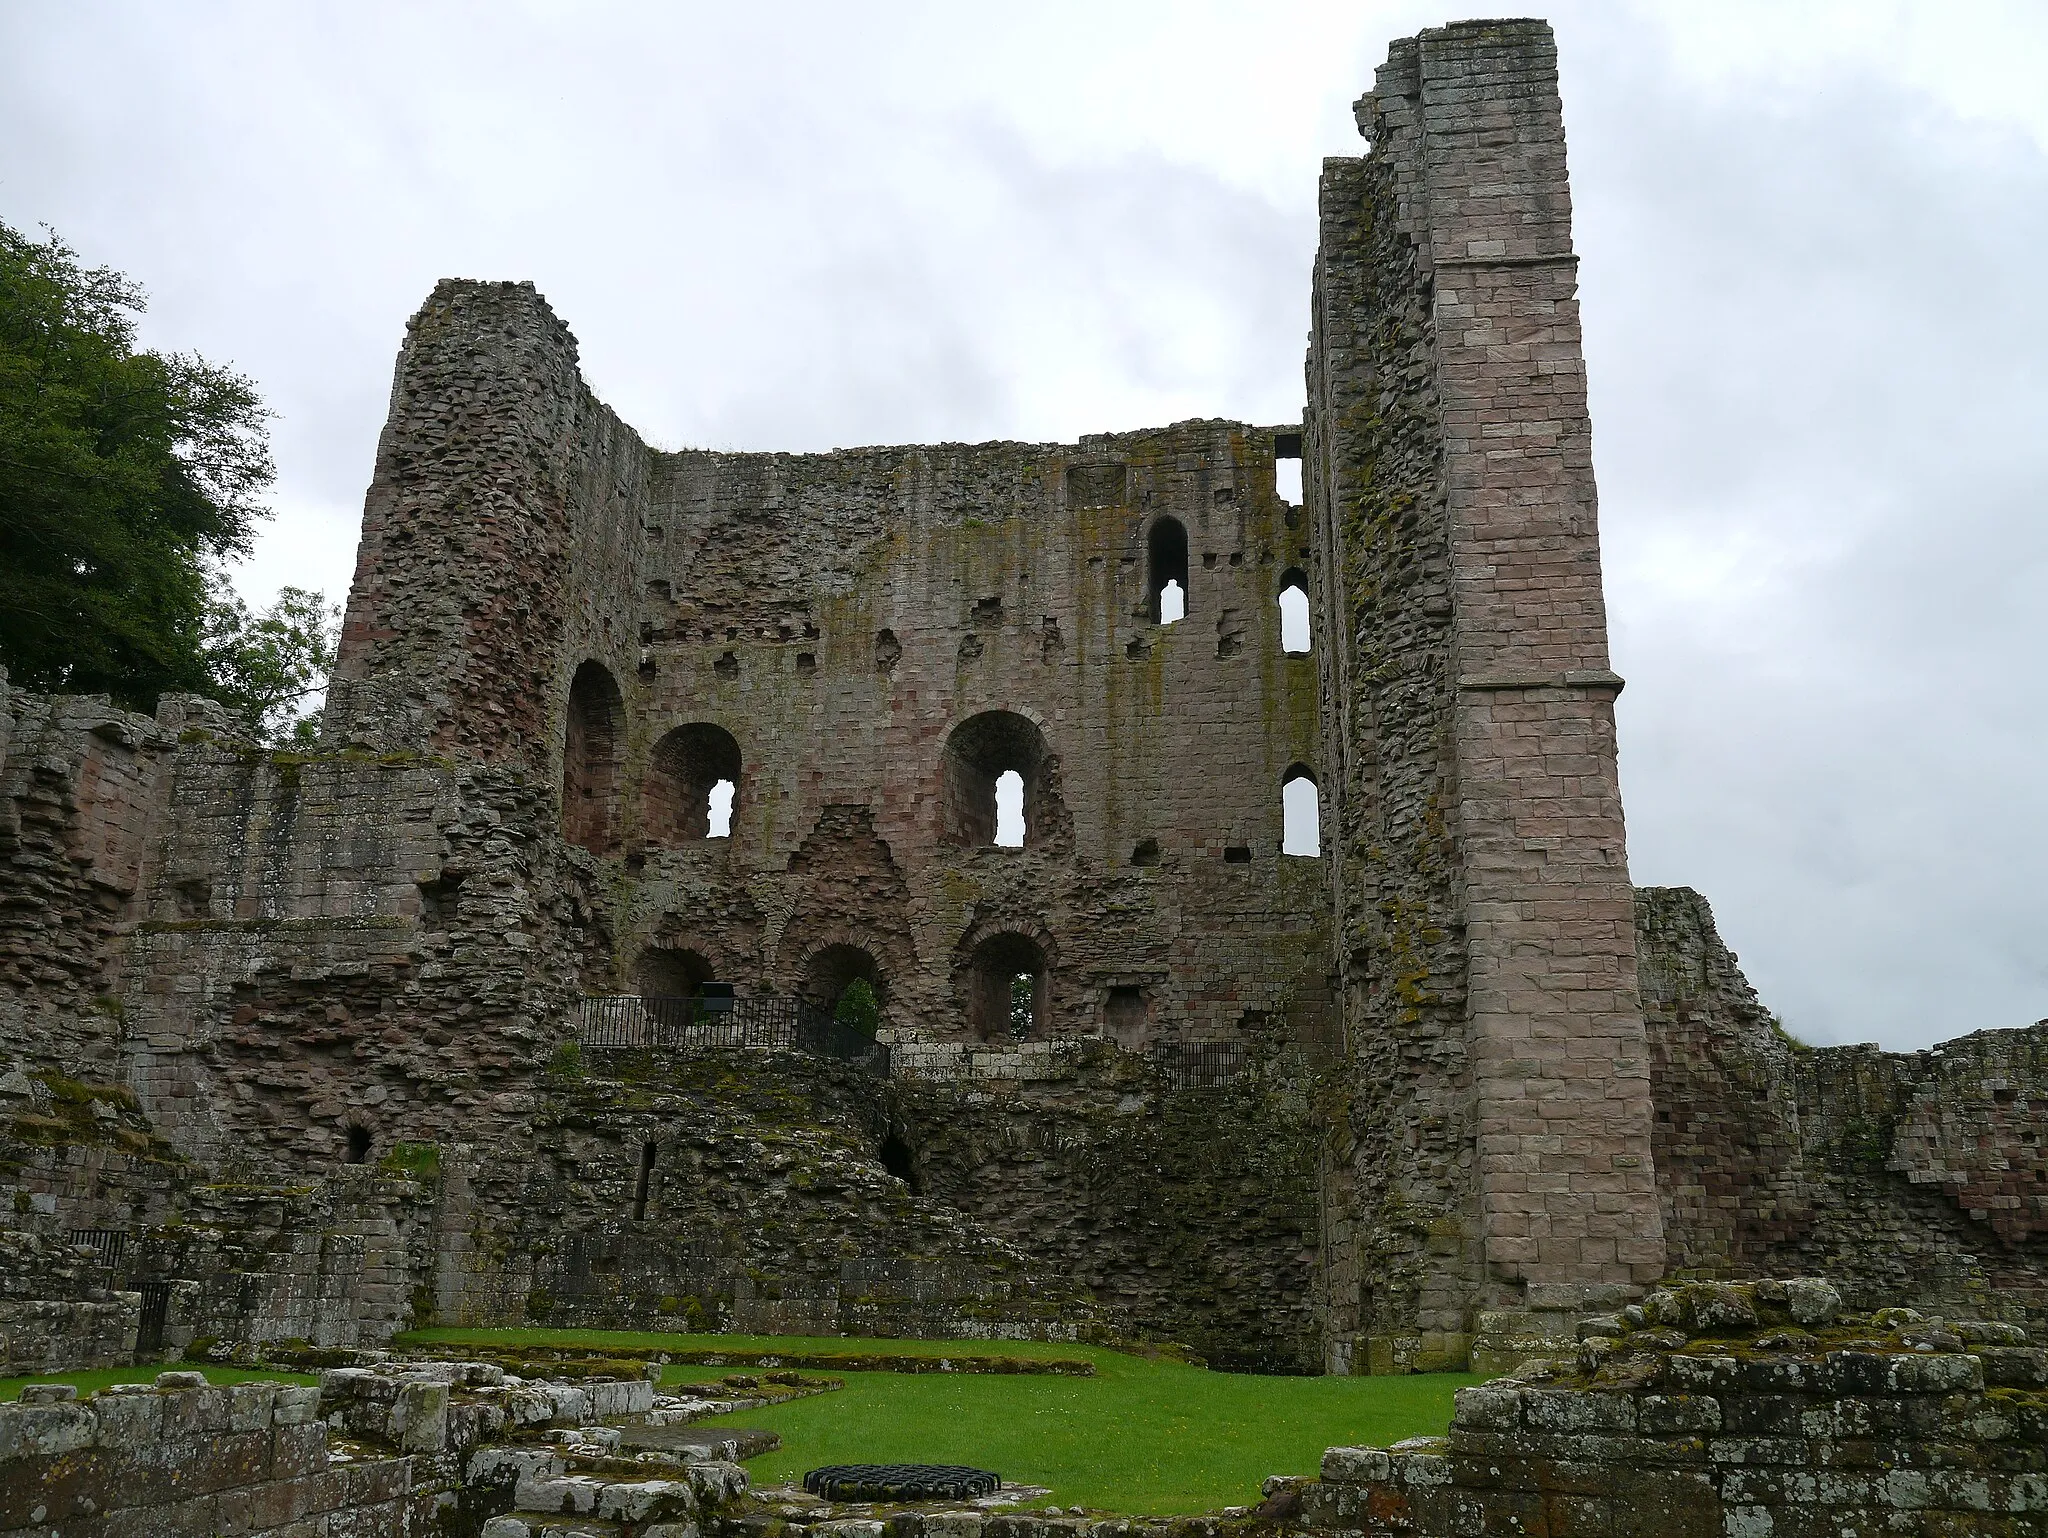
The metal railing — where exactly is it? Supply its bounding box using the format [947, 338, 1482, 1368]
[575, 994, 889, 1070]
[1148, 1039, 1248, 1089]
[68, 1228, 126, 1270]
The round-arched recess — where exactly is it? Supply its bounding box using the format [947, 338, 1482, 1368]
[1278, 567, 1311, 655]
[562, 661, 626, 854]
[1282, 763, 1321, 858]
[965, 930, 1048, 1041]
[802, 942, 885, 1012]
[941, 711, 1057, 848]
[646, 723, 742, 842]
[1148, 516, 1190, 624]
[632, 945, 714, 1029]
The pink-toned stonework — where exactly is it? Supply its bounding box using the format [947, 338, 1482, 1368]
[2, 20, 2044, 1400]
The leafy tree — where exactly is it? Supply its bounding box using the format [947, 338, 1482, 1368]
[0, 218, 331, 737]
[1009, 971, 1035, 1037]
[205, 585, 341, 747]
[834, 977, 881, 1039]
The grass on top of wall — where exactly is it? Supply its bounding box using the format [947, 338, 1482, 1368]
[0, 1364, 317, 1402]
[401, 1327, 1480, 1514]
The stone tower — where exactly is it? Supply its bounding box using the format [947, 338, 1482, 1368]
[1304, 19, 1666, 1371]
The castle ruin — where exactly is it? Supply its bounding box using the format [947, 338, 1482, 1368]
[5, 19, 2046, 1384]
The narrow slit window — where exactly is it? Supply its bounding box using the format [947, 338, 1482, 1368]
[709, 779, 735, 838]
[1283, 766, 1321, 858]
[994, 770, 1025, 847]
[633, 1140, 657, 1220]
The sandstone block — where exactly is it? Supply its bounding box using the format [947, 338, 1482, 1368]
[0, 1401, 95, 1459]
[1320, 1445, 1394, 1483]
[596, 1478, 694, 1522]
[272, 1385, 322, 1425]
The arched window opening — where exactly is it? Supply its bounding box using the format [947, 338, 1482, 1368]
[1148, 517, 1189, 625]
[803, 943, 884, 1020]
[879, 1132, 920, 1195]
[633, 946, 714, 1029]
[1278, 567, 1312, 655]
[562, 661, 625, 854]
[967, 932, 1047, 1042]
[632, 1140, 657, 1221]
[344, 1124, 372, 1165]
[941, 711, 1056, 849]
[645, 723, 742, 843]
[994, 770, 1024, 847]
[1282, 766, 1321, 858]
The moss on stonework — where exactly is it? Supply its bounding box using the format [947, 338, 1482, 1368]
[381, 1141, 441, 1179]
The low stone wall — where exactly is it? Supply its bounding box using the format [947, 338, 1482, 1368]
[0, 1372, 423, 1538]
[0, 1296, 135, 1379]
[1278, 1279, 2048, 1538]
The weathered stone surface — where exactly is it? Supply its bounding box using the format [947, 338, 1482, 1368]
[0, 13, 2042, 1422]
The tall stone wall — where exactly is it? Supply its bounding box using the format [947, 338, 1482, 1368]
[1305, 19, 1663, 1371]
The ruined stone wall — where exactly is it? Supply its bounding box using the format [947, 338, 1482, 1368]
[614, 418, 1333, 1051]
[0, 1376, 434, 1538]
[324, 280, 1337, 1061]
[1639, 885, 2048, 1322]
[1305, 19, 1664, 1372]
[1279, 1280, 2048, 1538]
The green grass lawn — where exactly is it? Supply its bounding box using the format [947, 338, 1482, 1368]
[0, 1364, 316, 1402]
[402, 1329, 1479, 1515]
[395, 1326, 1099, 1360]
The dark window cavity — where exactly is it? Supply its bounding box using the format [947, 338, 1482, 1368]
[941, 711, 1055, 849]
[646, 723, 742, 842]
[879, 1132, 920, 1194]
[562, 660, 625, 854]
[1148, 517, 1189, 625]
[633, 1140, 657, 1220]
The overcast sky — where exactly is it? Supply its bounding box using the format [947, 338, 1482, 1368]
[3, 1, 2043, 1053]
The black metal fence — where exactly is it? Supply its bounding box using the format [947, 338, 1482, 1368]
[1147, 1039, 1249, 1089]
[67, 1228, 126, 1269]
[575, 994, 889, 1071]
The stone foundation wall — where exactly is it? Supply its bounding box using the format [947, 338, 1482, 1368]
[1277, 1280, 2048, 1538]
[0, 1375, 426, 1538]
